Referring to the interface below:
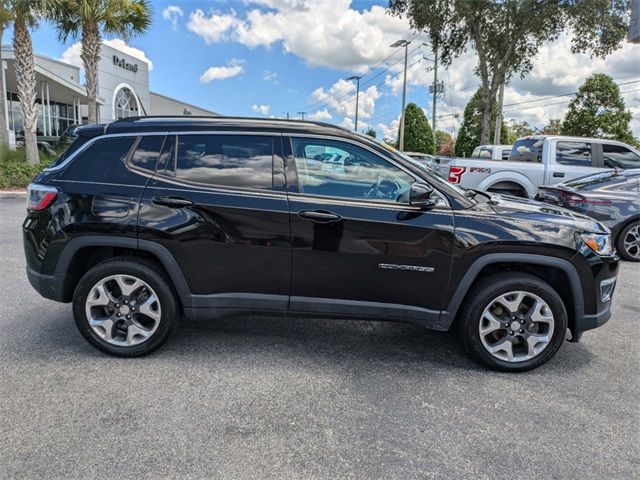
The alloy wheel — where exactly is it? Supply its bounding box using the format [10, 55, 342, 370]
[479, 291, 555, 363]
[623, 225, 640, 259]
[84, 274, 161, 347]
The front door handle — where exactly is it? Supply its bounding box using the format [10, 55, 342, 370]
[553, 172, 565, 178]
[152, 196, 194, 208]
[298, 210, 343, 224]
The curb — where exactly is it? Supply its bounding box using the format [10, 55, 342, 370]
[0, 190, 27, 198]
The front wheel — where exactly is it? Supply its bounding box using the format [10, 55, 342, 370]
[457, 273, 567, 372]
[616, 221, 640, 262]
[72, 257, 179, 357]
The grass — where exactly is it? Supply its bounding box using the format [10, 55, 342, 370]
[0, 145, 58, 190]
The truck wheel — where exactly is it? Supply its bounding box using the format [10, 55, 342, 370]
[616, 221, 640, 262]
[72, 257, 179, 357]
[457, 273, 567, 372]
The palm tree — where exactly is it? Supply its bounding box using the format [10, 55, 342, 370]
[1, 2, 12, 147]
[7, 0, 46, 165]
[52, 0, 151, 124]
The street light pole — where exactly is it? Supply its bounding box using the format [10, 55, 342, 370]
[347, 75, 361, 132]
[297, 111, 305, 120]
[432, 44, 438, 133]
[391, 39, 411, 151]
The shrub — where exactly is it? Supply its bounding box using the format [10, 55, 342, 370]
[0, 147, 56, 189]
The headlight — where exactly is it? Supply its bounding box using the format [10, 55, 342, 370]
[579, 232, 614, 256]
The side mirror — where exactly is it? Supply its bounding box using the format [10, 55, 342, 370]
[409, 182, 437, 207]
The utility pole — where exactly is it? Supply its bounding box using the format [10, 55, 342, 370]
[391, 39, 411, 151]
[297, 112, 305, 120]
[432, 44, 438, 133]
[493, 81, 505, 145]
[347, 75, 361, 131]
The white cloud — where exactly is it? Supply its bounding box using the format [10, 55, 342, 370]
[252, 104, 271, 115]
[306, 109, 332, 121]
[162, 5, 184, 29]
[59, 42, 83, 68]
[262, 70, 278, 83]
[310, 78, 381, 120]
[59, 39, 153, 71]
[199, 60, 245, 83]
[185, 0, 413, 72]
[187, 8, 239, 44]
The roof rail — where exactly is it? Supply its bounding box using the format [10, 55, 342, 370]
[111, 115, 350, 132]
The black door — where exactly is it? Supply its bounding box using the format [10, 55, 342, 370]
[138, 132, 291, 312]
[283, 136, 455, 325]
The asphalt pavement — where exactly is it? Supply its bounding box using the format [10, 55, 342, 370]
[1, 197, 639, 479]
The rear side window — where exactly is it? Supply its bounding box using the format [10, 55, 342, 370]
[49, 136, 90, 168]
[170, 134, 274, 190]
[60, 137, 137, 182]
[556, 141, 592, 166]
[602, 144, 640, 169]
[129, 135, 165, 173]
[509, 139, 543, 163]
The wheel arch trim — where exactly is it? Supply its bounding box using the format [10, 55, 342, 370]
[440, 253, 584, 327]
[52, 236, 192, 306]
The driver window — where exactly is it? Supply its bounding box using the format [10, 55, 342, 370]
[290, 137, 415, 203]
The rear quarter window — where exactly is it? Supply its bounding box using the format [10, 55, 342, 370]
[509, 139, 543, 163]
[59, 137, 137, 183]
[555, 141, 592, 166]
[49, 136, 90, 168]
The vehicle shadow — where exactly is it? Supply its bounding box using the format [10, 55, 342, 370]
[9, 307, 594, 375]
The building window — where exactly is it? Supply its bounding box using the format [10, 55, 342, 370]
[5, 92, 76, 138]
[114, 86, 139, 119]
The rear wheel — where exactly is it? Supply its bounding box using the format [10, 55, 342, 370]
[616, 221, 640, 262]
[72, 257, 179, 357]
[457, 273, 567, 372]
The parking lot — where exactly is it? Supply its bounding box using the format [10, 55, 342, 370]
[1, 196, 639, 479]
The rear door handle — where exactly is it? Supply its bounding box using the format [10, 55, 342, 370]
[298, 210, 343, 224]
[152, 196, 194, 208]
[553, 172, 565, 178]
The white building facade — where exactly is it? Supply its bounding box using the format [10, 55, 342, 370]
[1, 42, 218, 141]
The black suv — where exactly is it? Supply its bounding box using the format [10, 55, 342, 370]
[23, 117, 619, 371]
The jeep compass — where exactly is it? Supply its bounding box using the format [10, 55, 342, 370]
[23, 117, 619, 371]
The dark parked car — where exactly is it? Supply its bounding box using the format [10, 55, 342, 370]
[23, 117, 619, 372]
[537, 169, 640, 262]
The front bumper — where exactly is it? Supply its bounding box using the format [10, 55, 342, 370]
[570, 301, 612, 342]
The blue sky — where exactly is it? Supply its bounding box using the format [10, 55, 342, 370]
[6, 0, 640, 138]
[18, 0, 426, 138]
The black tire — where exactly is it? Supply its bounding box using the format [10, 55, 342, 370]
[616, 221, 640, 262]
[456, 272, 567, 372]
[72, 257, 179, 357]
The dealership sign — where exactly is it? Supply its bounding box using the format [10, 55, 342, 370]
[112, 55, 138, 73]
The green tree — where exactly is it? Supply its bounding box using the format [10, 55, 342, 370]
[400, 103, 434, 154]
[0, 1, 12, 146]
[434, 130, 453, 155]
[542, 118, 563, 135]
[455, 88, 509, 157]
[51, 0, 152, 124]
[7, 0, 47, 165]
[364, 128, 376, 138]
[562, 73, 634, 142]
[389, 0, 628, 145]
[506, 120, 533, 143]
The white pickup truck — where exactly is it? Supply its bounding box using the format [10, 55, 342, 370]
[433, 136, 640, 198]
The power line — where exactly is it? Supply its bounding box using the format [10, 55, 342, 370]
[296, 38, 423, 116]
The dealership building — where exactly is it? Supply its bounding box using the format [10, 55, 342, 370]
[1, 42, 218, 141]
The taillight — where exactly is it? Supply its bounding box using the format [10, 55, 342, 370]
[448, 166, 466, 184]
[27, 183, 58, 211]
[543, 188, 612, 208]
